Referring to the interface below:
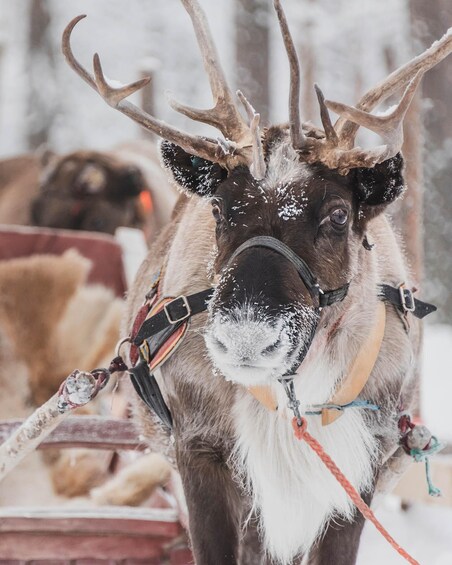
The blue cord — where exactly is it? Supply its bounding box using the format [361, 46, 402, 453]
[410, 435, 444, 497]
[305, 399, 380, 416]
[305, 400, 443, 498]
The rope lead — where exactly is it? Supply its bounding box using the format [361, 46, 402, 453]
[291, 417, 421, 565]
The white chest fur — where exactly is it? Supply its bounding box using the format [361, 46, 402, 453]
[231, 352, 377, 564]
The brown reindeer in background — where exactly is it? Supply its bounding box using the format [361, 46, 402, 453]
[63, 1, 450, 563]
[31, 149, 148, 234]
[0, 143, 178, 241]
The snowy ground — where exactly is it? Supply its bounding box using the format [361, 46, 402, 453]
[357, 323, 452, 564]
[422, 324, 452, 442]
[359, 497, 452, 564]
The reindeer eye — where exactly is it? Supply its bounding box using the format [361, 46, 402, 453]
[212, 205, 221, 222]
[330, 208, 348, 226]
[211, 199, 223, 223]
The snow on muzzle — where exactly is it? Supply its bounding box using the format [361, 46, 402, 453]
[204, 304, 319, 386]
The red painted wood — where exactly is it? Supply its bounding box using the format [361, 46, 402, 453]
[0, 226, 127, 297]
[0, 517, 180, 537]
[0, 508, 193, 561]
[0, 417, 144, 451]
[0, 509, 181, 537]
[0, 417, 195, 563]
[0, 558, 168, 565]
[170, 547, 194, 565]
[0, 533, 167, 560]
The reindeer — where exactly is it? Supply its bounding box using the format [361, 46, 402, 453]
[0, 144, 178, 241]
[63, 2, 450, 563]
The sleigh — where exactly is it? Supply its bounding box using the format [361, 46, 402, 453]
[0, 416, 193, 564]
[0, 225, 192, 563]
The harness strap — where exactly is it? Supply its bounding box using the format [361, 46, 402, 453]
[322, 301, 386, 425]
[134, 288, 214, 345]
[319, 283, 349, 307]
[378, 284, 436, 319]
[129, 358, 173, 429]
[129, 281, 436, 431]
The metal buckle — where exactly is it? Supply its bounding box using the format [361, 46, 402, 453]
[315, 284, 325, 309]
[115, 336, 131, 357]
[163, 295, 191, 325]
[278, 375, 303, 426]
[398, 283, 415, 313]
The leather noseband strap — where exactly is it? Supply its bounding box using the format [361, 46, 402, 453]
[226, 235, 349, 308]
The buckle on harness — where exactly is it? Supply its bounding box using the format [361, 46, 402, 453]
[164, 295, 192, 324]
[398, 283, 415, 313]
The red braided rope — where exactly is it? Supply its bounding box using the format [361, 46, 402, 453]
[291, 418, 420, 565]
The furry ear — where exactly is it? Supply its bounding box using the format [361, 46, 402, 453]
[117, 166, 144, 198]
[36, 145, 58, 169]
[160, 141, 227, 196]
[354, 153, 405, 219]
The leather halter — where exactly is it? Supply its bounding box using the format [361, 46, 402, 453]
[226, 235, 349, 378]
[226, 236, 350, 308]
[127, 235, 436, 431]
[229, 237, 383, 426]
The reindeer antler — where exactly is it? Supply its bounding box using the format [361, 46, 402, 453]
[64, 2, 452, 176]
[325, 72, 423, 165]
[335, 27, 452, 149]
[168, 0, 250, 149]
[273, 0, 309, 152]
[237, 90, 266, 180]
[62, 5, 265, 176]
[273, 0, 452, 173]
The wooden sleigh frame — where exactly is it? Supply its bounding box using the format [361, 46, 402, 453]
[0, 416, 193, 564]
[0, 226, 192, 562]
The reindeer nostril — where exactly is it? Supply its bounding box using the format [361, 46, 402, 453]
[262, 339, 281, 356]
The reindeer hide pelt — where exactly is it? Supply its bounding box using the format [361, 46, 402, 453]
[0, 250, 124, 499]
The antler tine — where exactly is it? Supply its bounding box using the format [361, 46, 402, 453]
[92, 54, 151, 108]
[61, 15, 239, 166]
[337, 27, 452, 149]
[64, 24, 151, 110]
[236, 90, 256, 123]
[237, 90, 266, 180]
[168, 0, 251, 149]
[326, 71, 423, 167]
[62, 15, 96, 91]
[314, 84, 338, 145]
[273, 0, 308, 152]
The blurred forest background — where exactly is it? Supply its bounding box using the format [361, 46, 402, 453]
[0, 0, 451, 320]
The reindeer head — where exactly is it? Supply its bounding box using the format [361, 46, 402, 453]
[31, 150, 147, 234]
[161, 133, 404, 384]
[63, 1, 452, 383]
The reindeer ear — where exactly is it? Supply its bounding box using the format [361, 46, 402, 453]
[118, 166, 144, 198]
[36, 145, 58, 169]
[160, 141, 227, 196]
[354, 153, 405, 218]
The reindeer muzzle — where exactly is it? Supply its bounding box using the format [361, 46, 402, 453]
[225, 235, 350, 373]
